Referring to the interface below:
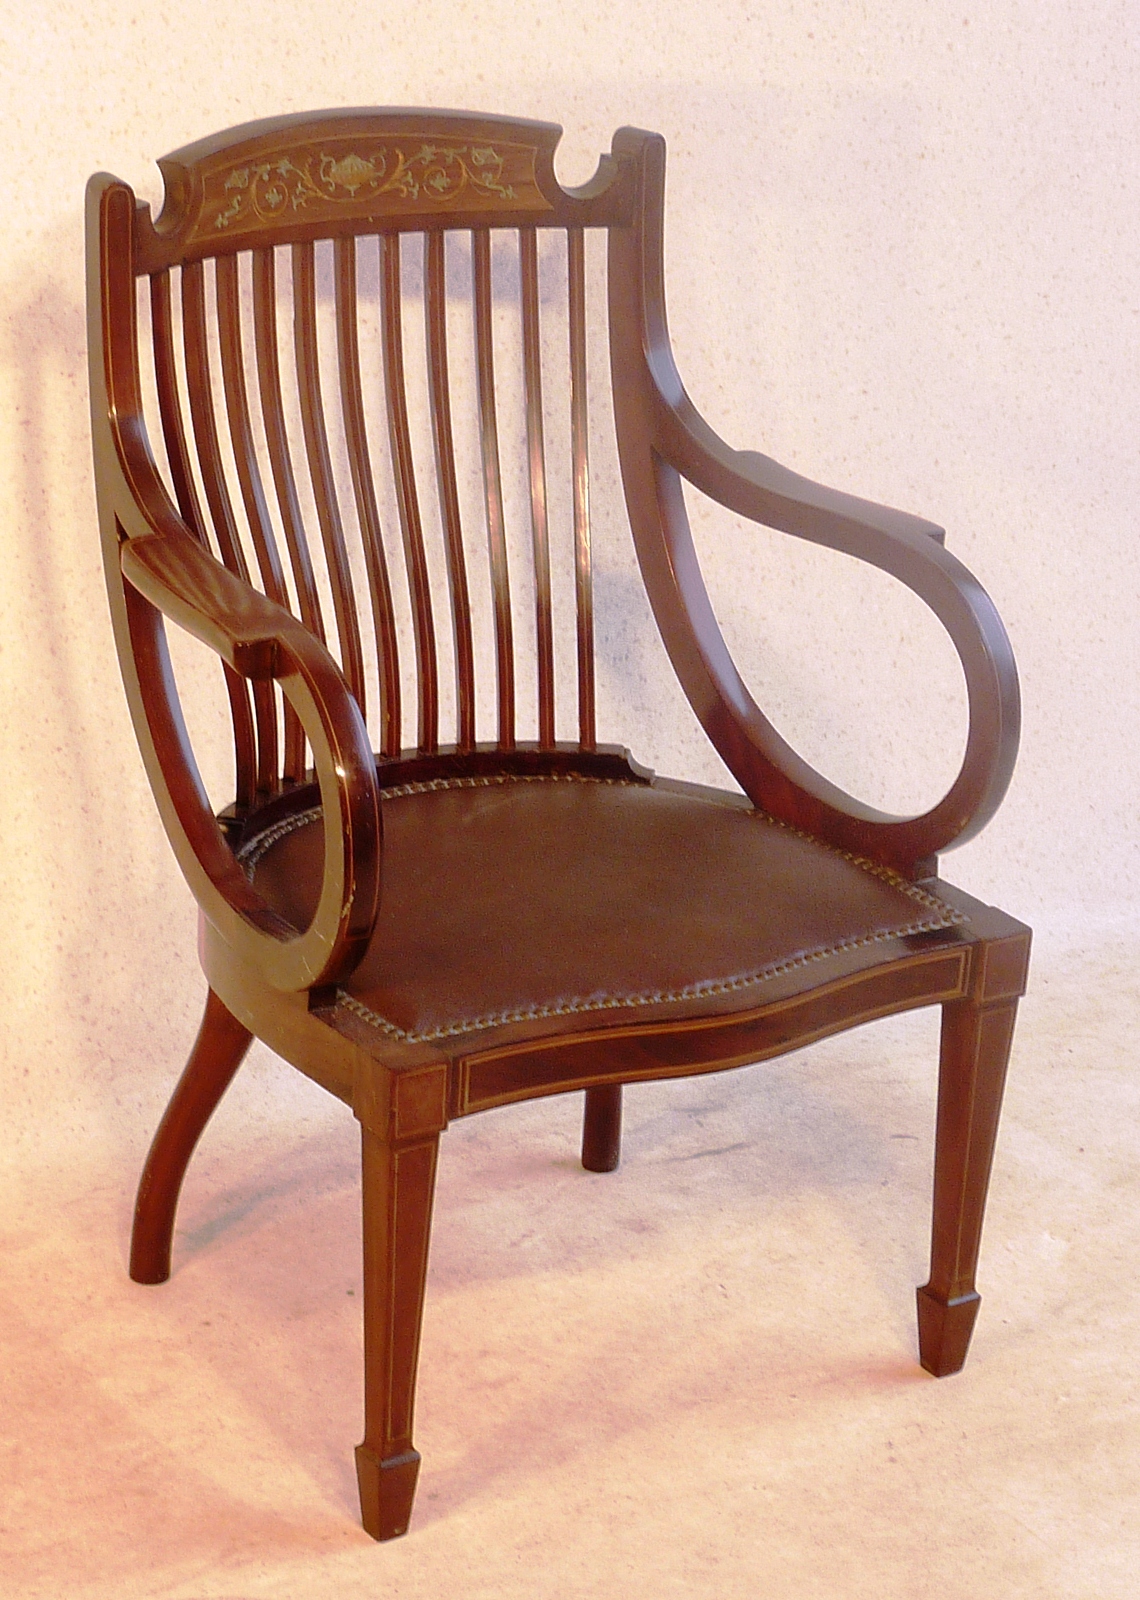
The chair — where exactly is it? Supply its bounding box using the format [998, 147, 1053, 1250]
[86, 109, 1030, 1540]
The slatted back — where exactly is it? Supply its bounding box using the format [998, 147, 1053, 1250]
[124, 111, 635, 808]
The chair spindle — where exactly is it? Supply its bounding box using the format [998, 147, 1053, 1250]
[252, 248, 327, 651]
[292, 240, 367, 715]
[520, 227, 556, 748]
[334, 235, 402, 760]
[179, 260, 262, 804]
[380, 232, 439, 754]
[150, 270, 207, 544]
[425, 230, 477, 753]
[567, 226, 596, 749]
[472, 228, 516, 750]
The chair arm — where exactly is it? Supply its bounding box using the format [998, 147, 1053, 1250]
[606, 124, 1019, 873]
[118, 502, 381, 992]
[644, 395, 1020, 873]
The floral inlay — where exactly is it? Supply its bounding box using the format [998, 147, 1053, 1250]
[207, 140, 537, 232]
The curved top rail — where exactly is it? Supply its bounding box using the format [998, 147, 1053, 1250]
[135, 107, 635, 271]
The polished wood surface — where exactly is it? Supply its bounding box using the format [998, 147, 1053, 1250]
[87, 108, 1030, 1541]
[581, 1084, 623, 1173]
[567, 223, 596, 749]
[473, 227, 517, 750]
[129, 989, 253, 1285]
[424, 228, 476, 754]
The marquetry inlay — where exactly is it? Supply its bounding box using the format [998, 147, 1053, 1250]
[180, 136, 549, 244]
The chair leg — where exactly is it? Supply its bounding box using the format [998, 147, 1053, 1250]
[917, 993, 1019, 1377]
[130, 988, 253, 1285]
[356, 1122, 441, 1541]
[582, 1083, 622, 1172]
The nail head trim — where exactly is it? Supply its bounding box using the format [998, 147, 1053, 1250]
[236, 773, 967, 1044]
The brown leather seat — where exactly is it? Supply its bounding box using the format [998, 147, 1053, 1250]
[245, 774, 963, 1048]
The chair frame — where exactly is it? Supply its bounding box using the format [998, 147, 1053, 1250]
[87, 109, 1029, 1541]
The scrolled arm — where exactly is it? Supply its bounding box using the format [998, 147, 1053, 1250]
[89, 169, 379, 989]
[644, 394, 1020, 873]
[117, 500, 381, 992]
[607, 125, 1019, 876]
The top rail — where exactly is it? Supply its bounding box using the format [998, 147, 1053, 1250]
[133, 109, 635, 271]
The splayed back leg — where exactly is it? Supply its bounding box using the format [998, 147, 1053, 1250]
[130, 988, 253, 1284]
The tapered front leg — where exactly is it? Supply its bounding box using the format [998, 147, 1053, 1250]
[131, 988, 252, 1284]
[918, 924, 1030, 1376]
[354, 1062, 448, 1541]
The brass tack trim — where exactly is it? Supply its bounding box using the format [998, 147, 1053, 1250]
[236, 772, 966, 1042]
[334, 910, 961, 1045]
[235, 772, 630, 873]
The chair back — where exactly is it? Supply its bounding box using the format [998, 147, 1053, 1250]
[92, 110, 646, 812]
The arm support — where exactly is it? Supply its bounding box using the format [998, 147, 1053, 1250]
[119, 504, 381, 992]
[608, 126, 1020, 876]
[656, 396, 1019, 871]
[88, 170, 379, 991]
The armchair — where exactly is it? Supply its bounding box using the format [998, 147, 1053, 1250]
[87, 109, 1029, 1540]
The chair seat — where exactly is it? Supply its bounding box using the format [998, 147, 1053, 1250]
[240, 774, 963, 1048]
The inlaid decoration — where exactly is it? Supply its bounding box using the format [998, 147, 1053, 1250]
[184, 136, 549, 243]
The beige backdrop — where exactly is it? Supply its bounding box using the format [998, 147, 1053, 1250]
[1, 1, 1137, 1596]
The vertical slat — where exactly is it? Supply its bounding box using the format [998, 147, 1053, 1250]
[150, 271, 206, 543]
[335, 236, 402, 760]
[519, 229, 556, 748]
[292, 241, 367, 715]
[180, 262, 251, 579]
[180, 260, 258, 807]
[252, 248, 326, 649]
[215, 255, 289, 601]
[568, 226, 596, 750]
[424, 231, 476, 753]
[216, 252, 290, 788]
[226, 257, 309, 782]
[472, 229, 516, 750]
[380, 232, 439, 754]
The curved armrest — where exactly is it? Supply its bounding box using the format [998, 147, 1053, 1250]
[88, 170, 378, 988]
[648, 395, 1020, 870]
[118, 501, 381, 992]
[608, 125, 1019, 875]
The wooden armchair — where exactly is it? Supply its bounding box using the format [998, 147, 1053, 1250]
[87, 109, 1030, 1541]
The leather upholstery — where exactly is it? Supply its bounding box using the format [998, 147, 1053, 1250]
[243, 775, 962, 1046]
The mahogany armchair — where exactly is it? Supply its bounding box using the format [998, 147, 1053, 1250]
[87, 109, 1030, 1540]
